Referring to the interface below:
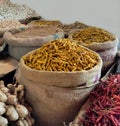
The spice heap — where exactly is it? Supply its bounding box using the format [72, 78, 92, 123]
[23, 39, 99, 71]
[28, 20, 62, 27]
[14, 26, 63, 38]
[0, 20, 25, 29]
[59, 21, 89, 34]
[0, 1, 38, 21]
[0, 81, 34, 126]
[0, 20, 25, 36]
[72, 27, 115, 44]
[0, 0, 11, 5]
[83, 74, 120, 126]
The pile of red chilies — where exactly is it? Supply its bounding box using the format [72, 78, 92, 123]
[83, 74, 120, 126]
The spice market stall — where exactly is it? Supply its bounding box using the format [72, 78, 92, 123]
[0, 0, 120, 126]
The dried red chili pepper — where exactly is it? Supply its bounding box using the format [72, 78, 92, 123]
[82, 74, 120, 126]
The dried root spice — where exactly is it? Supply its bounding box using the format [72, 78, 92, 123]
[28, 20, 62, 27]
[72, 27, 115, 44]
[23, 38, 99, 72]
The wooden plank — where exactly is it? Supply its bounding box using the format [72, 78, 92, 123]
[0, 57, 18, 77]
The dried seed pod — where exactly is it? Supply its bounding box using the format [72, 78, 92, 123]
[16, 105, 28, 118]
[6, 105, 19, 121]
[6, 95, 18, 105]
[0, 104, 6, 115]
[0, 90, 7, 103]
[0, 116, 8, 126]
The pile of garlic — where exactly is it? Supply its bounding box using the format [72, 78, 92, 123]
[0, 81, 34, 126]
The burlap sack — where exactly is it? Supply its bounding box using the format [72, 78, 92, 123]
[17, 48, 102, 87]
[69, 32, 118, 51]
[69, 99, 91, 126]
[69, 32, 118, 72]
[3, 26, 64, 60]
[15, 45, 102, 125]
[16, 68, 98, 126]
[0, 20, 25, 37]
[69, 63, 116, 126]
[4, 26, 64, 47]
[98, 44, 118, 71]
